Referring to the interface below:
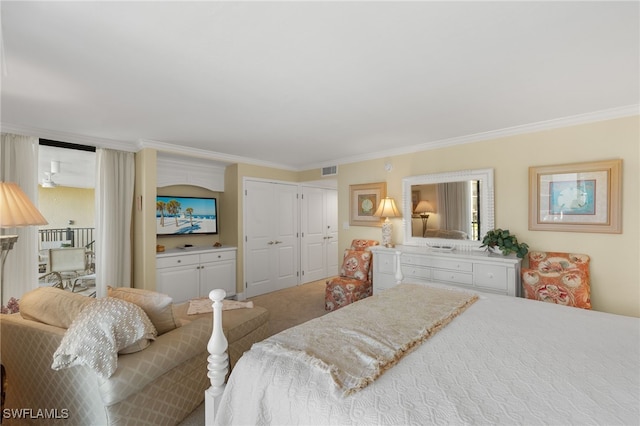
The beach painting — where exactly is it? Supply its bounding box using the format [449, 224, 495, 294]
[156, 196, 218, 235]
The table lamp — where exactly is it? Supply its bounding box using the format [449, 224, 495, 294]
[373, 197, 401, 247]
[0, 182, 48, 305]
[414, 200, 434, 237]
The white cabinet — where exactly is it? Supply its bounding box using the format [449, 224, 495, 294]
[156, 247, 236, 303]
[371, 245, 521, 297]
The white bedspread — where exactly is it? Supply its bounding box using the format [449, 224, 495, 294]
[215, 283, 640, 426]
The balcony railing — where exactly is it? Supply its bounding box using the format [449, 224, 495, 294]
[39, 227, 95, 250]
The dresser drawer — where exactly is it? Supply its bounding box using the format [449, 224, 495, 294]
[433, 269, 473, 285]
[402, 265, 431, 281]
[473, 264, 508, 292]
[401, 254, 432, 267]
[157, 254, 199, 269]
[200, 250, 236, 263]
[375, 253, 396, 274]
[431, 259, 473, 272]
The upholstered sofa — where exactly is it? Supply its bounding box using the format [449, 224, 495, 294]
[0, 286, 269, 425]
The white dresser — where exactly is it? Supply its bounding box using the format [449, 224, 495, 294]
[156, 246, 237, 303]
[370, 245, 522, 297]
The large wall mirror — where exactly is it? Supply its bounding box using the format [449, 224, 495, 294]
[402, 168, 494, 249]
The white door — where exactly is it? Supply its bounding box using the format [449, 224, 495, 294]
[245, 180, 299, 297]
[301, 187, 338, 284]
[325, 189, 339, 275]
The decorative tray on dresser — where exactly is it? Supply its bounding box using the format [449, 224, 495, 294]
[370, 245, 522, 297]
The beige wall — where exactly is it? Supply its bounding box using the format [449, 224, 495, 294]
[132, 116, 638, 316]
[335, 116, 639, 317]
[38, 186, 94, 229]
[133, 148, 157, 291]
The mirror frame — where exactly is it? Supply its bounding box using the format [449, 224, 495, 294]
[402, 168, 495, 250]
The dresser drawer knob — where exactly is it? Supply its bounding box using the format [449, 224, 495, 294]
[177, 260, 181, 263]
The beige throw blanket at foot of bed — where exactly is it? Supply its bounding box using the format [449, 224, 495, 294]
[255, 283, 478, 396]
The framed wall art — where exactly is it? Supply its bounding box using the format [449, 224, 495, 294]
[529, 159, 621, 233]
[349, 182, 386, 226]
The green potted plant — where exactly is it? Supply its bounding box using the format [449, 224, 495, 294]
[480, 228, 529, 259]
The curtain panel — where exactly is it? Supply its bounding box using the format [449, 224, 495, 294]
[0, 134, 41, 305]
[95, 148, 135, 297]
[437, 182, 471, 237]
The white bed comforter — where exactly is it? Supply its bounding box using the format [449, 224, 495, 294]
[215, 284, 640, 426]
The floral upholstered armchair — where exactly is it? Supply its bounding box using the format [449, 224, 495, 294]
[522, 251, 591, 309]
[325, 239, 379, 311]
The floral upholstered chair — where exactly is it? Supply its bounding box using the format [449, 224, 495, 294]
[522, 251, 591, 309]
[325, 239, 379, 311]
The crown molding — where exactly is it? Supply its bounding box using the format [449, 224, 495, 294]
[138, 139, 298, 171]
[3, 104, 637, 171]
[302, 104, 640, 170]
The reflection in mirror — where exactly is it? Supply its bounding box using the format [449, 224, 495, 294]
[402, 169, 494, 249]
[410, 182, 479, 240]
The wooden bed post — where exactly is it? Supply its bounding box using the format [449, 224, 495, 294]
[205, 289, 228, 425]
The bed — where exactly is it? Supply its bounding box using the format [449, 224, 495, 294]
[205, 282, 640, 425]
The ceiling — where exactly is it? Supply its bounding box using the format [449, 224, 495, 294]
[2, 1, 639, 171]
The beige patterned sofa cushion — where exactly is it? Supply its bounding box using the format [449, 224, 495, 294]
[1, 313, 212, 425]
[108, 286, 180, 335]
[19, 286, 94, 329]
[52, 298, 157, 378]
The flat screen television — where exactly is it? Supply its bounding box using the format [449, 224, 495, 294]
[156, 196, 218, 235]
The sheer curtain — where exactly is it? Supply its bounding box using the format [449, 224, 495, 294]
[0, 134, 41, 305]
[437, 182, 471, 236]
[94, 148, 135, 297]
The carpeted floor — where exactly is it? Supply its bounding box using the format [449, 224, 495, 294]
[178, 278, 330, 426]
[249, 277, 330, 337]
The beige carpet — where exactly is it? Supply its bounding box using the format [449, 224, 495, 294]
[249, 278, 330, 337]
[178, 278, 330, 426]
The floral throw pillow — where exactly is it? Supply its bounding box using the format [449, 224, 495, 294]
[340, 249, 371, 281]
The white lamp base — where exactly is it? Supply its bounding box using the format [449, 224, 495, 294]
[381, 219, 393, 247]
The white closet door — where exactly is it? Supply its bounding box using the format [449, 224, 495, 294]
[244, 180, 299, 297]
[273, 183, 299, 291]
[301, 187, 338, 284]
[301, 187, 328, 283]
[325, 189, 339, 276]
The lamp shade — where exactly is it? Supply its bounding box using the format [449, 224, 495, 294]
[0, 182, 48, 228]
[373, 197, 401, 218]
[414, 200, 434, 214]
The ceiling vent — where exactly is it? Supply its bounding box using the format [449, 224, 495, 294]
[321, 165, 338, 177]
